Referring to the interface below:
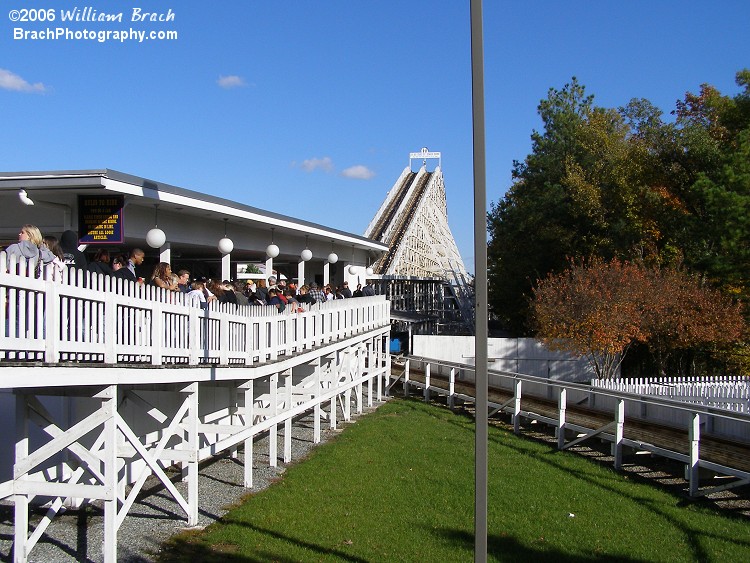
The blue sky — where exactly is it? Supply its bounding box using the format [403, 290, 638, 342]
[3, 1, 749, 273]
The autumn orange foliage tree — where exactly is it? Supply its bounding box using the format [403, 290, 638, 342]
[531, 258, 745, 379]
[641, 267, 746, 376]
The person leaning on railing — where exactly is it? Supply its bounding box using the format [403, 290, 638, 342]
[111, 255, 127, 276]
[187, 280, 216, 310]
[150, 262, 179, 291]
[41, 235, 67, 282]
[4, 224, 57, 277]
[297, 284, 317, 305]
[88, 248, 114, 277]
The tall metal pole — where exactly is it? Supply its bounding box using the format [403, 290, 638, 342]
[470, 0, 489, 561]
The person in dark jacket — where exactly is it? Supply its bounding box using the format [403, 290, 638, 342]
[88, 249, 114, 276]
[341, 281, 352, 298]
[113, 249, 144, 283]
[297, 285, 317, 305]
[362, 280, 376, 296]
[60, 230, 87, 270]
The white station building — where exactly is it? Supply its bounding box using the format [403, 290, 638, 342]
[0, 169, 388, 286]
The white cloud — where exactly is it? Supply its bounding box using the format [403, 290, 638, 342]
[0, 68, 46, 93]
[300, 157, 334, 173]
[340, 165, 375, 180]
[217, 75, 246, 89]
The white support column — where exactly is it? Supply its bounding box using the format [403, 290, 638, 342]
[689, 412, 701, 497]
[269, 373, 278, 467]
[449, 367, 456, 409]
[159, 242, 171, 265]
[366, 342, 373, 407]
[229, 384, 239, 459]
[284, 370, 292, 463]
[266, 257, 274, 280]
[330, 360, 338, 430]
[557, 388, 567, 450]
[404, 358, 410, 397]
[314, 357, 322, 443]
[323, 262, 330, 286]
[243, 382, 254, 488]
[101, 385, 118, 563]
[356, 348, 363, 414]
[298, 260, 306, 288]
[380, 336, 388, 402]
[14, 393, 29, 563]
[44, 281, 60, 364]
[221, 253, 231, 283]
[343, 387, 352, 422]
[513, 379, 522, 434]
[614, 399, 625, 470]
[185, 383, 199, 526]
[424, 362, 431, 402]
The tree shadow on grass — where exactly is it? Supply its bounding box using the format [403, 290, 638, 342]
[391, 398, 750, 561]
[157, 520, 370, 563]
[490, 431, 750, 554]
[430, 526, 647, 562]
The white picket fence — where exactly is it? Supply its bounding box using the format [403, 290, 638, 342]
[1, 251, 389, 366]
[592, 376, 750, 414]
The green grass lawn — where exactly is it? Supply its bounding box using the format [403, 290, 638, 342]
[158, 398, 750, 562]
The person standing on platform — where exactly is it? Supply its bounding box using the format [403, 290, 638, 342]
[60, 230, 87, 270]
[341, 281, 352, 298]
[114, 248, 145, 283]
[88, 249, 114, 276]
[308, 282, 325, 303]
[150, 262, 179, 291]
[176, 270, 191, 293]
[362, 280, 376, 296]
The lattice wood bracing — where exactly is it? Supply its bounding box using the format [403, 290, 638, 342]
[366, 166, 469, 280]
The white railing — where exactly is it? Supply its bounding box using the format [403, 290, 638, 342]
[0, 252, 390, 366]
[592, 376, 750, 414]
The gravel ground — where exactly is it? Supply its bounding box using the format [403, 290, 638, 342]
[0, 399, 386, 563]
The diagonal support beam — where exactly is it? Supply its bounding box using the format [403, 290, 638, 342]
[561, 421, 616, 451]
[115, 413, 192, 517]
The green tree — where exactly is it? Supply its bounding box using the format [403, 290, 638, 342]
[489, 70, 750, 343]
[488, 79, 650, 332]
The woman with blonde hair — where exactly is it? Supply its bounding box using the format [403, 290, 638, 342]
[4, 224, 56, 277]
[19, 224, 43, 247]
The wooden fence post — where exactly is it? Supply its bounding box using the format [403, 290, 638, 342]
[557, 388, 567, 449]
[614, 399, 625, 470]
[689, 412, 701, 496]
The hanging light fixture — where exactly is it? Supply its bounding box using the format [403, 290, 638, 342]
[218, 218, 234, 254]
[266, 227, 280, 258]
[146, 203, 167, 248]
[327, 240, 338, 264]
[300, 235, 312, 262]
[366, 266, 374, 276]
